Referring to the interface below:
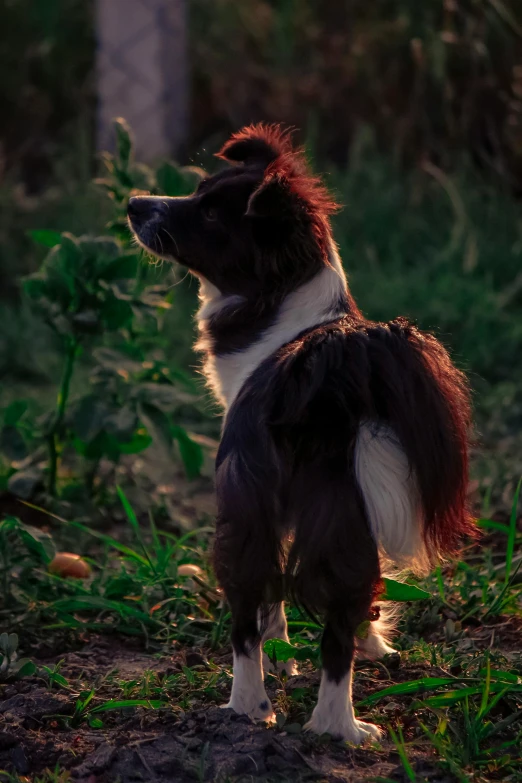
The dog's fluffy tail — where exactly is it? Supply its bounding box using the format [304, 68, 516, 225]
[354, 320, 475, 573]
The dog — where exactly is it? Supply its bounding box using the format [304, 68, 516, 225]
[127, 123, 474, 744]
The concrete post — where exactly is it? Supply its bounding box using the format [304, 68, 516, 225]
[96, 0, 187, 161]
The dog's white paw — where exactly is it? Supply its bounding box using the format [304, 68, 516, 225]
[262, 653, 297, 677]
[221, 694, 274, 722]
[356, 633, 397, 660]
[304, 711, 382, 744]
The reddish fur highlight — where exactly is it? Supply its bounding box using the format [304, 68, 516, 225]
[218, 123, 339, 259]
[414, 330, 476, 557]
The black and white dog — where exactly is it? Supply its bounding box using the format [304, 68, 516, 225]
[127, 124, 474, 743]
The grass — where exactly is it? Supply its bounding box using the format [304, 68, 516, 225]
[1, 482, 521, 781]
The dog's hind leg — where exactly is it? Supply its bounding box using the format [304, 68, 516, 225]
[355, 606, 397, 660]
[226, 599, 273, 722]
[289, 462, 383, 743]
[261, 603, 297, 676]
[305, 613, 382, 744]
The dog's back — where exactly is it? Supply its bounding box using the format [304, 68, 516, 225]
[215, 313, 472, 617]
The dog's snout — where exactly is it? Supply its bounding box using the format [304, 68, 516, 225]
[127, 196, 166, 226]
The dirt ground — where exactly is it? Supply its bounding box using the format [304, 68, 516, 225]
[1, 465, 521, 781]
[4, 626, 522, 783]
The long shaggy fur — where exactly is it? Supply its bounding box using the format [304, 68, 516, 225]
[127, 122, 475, 742]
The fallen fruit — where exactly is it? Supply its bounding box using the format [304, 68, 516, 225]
[177, 563, 203, 578]
[49, 552, 91, 579]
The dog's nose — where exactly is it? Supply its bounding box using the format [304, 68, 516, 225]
[128, 197, 154, 224]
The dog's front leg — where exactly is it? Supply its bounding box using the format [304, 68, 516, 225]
[214, 513, 275, 722]
[225, 637, 273, 722]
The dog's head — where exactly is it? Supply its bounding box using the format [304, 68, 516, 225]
[127, 124, 339, 297]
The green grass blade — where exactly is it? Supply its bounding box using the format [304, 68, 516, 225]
[478, 658, 491, 719]
[435, 566, 446, 603]
[117, 485, 156, 574]
[388, 725, 415, 782]
[65, 520, 149, 565]
[478, 668, 521, 684]
[477, 518, 511, 533]
[358, 677, 455, 705]
[505, 477, 521, 586]
[423, 683, 522, 708]
[48, 596, 159, 624]
[90, 698, 167, 713]
[486, 558, 522, 617]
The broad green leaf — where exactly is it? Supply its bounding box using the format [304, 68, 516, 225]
[100, 296, 134, 330]
[29, 229, 63, 248]
[12, 658, 38, 678]
[59, 233, 82, 277]
[22, 274, 49, 301]
[3, 400, 28, 426]
[73, 431, 123, 462]
[116, 431, 152, 454]
[263, 639, 296, 662]
[381, 578, 430, 602]
[156, 162, 193, 197]
[263, 638, 318, 664]
[104, 575, 143, 600]
[172, 425, 204, 480]
[98, 253, 140, 281]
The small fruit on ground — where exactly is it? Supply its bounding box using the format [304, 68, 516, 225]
[49, 552, 91, 579]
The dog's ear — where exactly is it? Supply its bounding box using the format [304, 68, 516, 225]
[246, 175, 295, 221]
[217, 124, 292, 167]
[218, 136, 280, 167]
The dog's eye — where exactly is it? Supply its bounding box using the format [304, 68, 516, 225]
[203, 206, 218, 222]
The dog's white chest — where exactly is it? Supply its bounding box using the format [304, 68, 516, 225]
[196, 260, 347, 410]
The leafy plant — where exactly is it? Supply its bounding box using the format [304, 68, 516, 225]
[1, 120, 206, 499]
[0, 632, 37, 679]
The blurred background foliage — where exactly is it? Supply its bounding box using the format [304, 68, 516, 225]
[0, 0, 521, 495]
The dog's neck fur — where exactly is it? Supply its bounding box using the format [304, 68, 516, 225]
[196, 239, 350, 410]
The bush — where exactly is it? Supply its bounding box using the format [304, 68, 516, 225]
[0, 120, 207, 502]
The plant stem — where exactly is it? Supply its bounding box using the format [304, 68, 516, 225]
[47, 337, 79, 496]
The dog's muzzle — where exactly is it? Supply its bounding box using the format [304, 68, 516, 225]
[127, 196, 168, 230]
